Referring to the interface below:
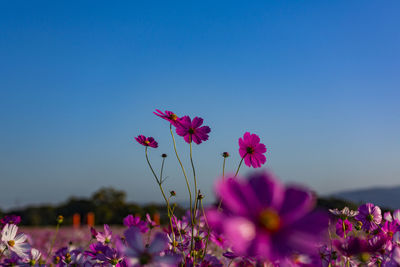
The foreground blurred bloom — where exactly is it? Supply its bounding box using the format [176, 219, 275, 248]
[238, 132, 267, 168]
[207, 172, 328, 261]
[355, 203, 382, 231]
[135, 135, 158, 148]
[175, 116, 211, 144]
[0, 224, 30, 258]
[153, 109, 180, 126]
[118, 227, 180, 267]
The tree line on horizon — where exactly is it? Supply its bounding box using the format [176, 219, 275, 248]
[0, 186, 374, 226]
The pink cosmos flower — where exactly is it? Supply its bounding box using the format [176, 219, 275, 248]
[238, 132, 267, 168]
[336, 219, 353, 238]
[96, 224, 112, 244]
[355, 203, 382, 231]
[153, 109, 180, 126]
[175, 116, 211, 144]
[207, 172, 328, 261]
[123, 215, 148, 233]
[134, 135, 158, 148]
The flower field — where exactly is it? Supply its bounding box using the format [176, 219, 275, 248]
[1, 110, 399, 266]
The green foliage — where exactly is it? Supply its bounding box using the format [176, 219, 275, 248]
[317, 196, 359, 211]
[4, 187, 180, 226]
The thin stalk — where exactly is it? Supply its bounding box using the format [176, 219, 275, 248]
[189, 140, 198, 253]
[222, 157, 226, 177]
[145, 147, 160, 184]
[169, 124, 194, 253]
[47, 222, 61, 263]
[145, 147, 176, 250]
[234, 154, 247, 177]
[147, 228, 152, 245]
[189, 141, 198, 216]
[201, 199, 211, 258]
[217, 157, 227, 210]
[0, 247, 6, 260]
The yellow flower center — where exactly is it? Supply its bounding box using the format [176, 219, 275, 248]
[8, 240, 15, 247]
[259, 209, 281, 232]
[170, 114, 178, 121]
[144, 140, 150, 145]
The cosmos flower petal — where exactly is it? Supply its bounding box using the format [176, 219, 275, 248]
[216, 178, 259, 217]
[124, 227, 144, 253]
[153, 254, 182, 266]
[14, 233, 27, 243]
[148, 233, 168, 254]
[280, 187, 314, 225]
[191, 117, 204, 128]
[224, 217, 256, 256]
[248, 172, 284, 209]
[393, 209, 400, 224]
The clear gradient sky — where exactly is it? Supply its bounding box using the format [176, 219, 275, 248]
[1, 1, 399, 210]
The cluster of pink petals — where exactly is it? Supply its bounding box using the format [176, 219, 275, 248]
[238, 132, 267, 168]
[153, 109, 180, 126]
[134, 135, 158, 148]
[175, 116, 211, 144]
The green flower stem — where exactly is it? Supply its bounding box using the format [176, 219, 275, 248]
[169, 124, 194, 253]
[145, 146, 160, 184]
[189, 140, 199, 253]
[145, 147, 176, 250]
[47, 222, 61, 263]
[234, 153, 247, 177]
[217, 157, 227, 210]
[222, 157, 226, 177]
[201, 199, 211, 259]
[0, 247, 6, 260]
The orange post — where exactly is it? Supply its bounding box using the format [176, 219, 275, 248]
[72, 213, 81, 229]
[87, 212, 95, 227]
[153, 213, 160, 225]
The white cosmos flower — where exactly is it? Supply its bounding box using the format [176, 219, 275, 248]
[329, 207, 359, 218]
[1, 224, 30, 258]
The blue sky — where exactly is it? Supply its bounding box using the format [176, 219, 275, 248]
[1, 1, 399, 209]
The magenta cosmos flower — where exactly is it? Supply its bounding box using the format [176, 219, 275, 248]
[239, 132, 267, 168]
[134, 135, 158, 148]
[207, 172, 328, 261]
[175, 116, 211, 144]
[153, 109, 180, 127]
[123, 215, 148, 233]
[336, 218, 352, 238]
[355, 203, 382, 231]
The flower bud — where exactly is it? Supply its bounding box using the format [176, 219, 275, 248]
[170, 190, 176, 197]
[57, 215, 64, 224]
[161, 153, 167, 158]
[355, 221, 362, 231]
[222, 152, 230, 158]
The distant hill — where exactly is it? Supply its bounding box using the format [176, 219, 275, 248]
[331, 186, 400, 210]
